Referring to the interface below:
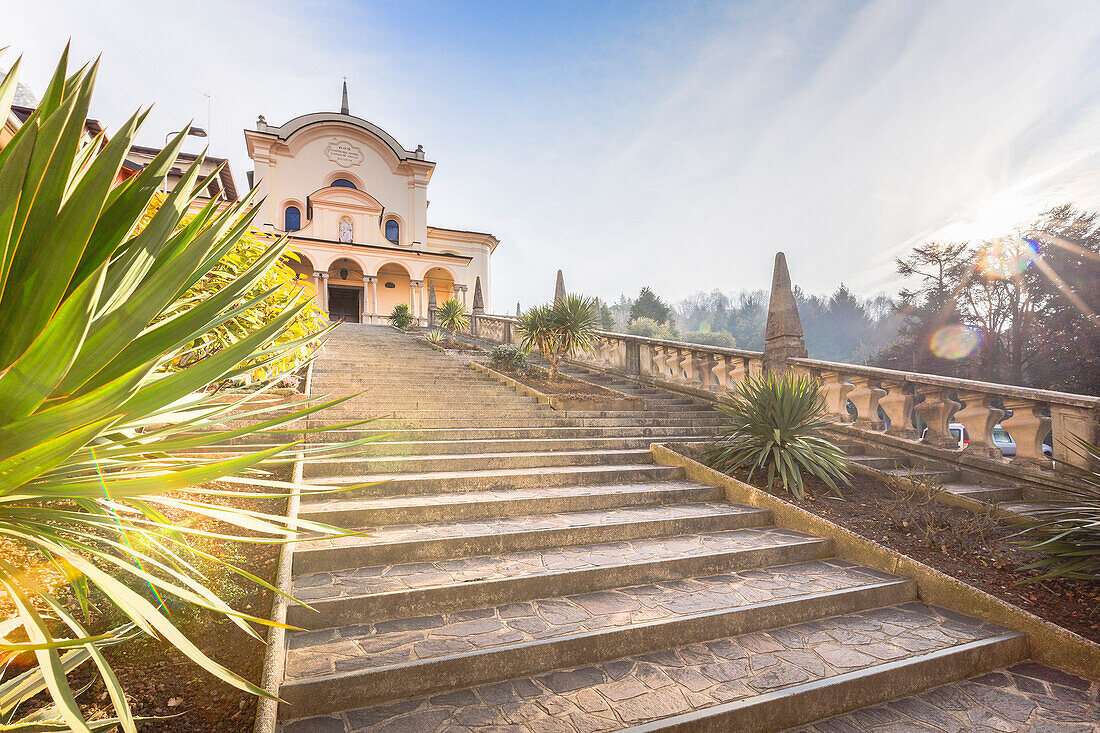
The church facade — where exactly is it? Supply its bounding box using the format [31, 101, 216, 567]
[244, 85, 497, 324]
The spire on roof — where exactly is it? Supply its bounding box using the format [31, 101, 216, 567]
[340, 77, 349, 115]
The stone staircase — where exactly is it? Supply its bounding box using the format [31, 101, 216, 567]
[272, 324, 1089, 732]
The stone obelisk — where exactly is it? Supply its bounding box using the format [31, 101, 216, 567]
[554, 270, 566, 305]
[763, 252, 807, 373]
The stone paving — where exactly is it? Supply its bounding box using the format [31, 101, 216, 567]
[284, 560, 905, 680]
[300, 480, 718, 515]
[281, 603, 1008, 732]
[791, 662, 1100, 732]
[295, 501, 763, 552]
[292, 526, 823, 599]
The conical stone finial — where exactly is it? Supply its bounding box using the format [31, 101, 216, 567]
[472, 276, 484, 314]
[340, 79, 350, 115]
[764, 252, 807, 372]
[516, 301, 521, 316]
[427, 280, 437, 308]
[554, 269, 566, 305]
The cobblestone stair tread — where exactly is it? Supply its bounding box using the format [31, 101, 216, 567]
[269, 325, 1051, 731]
[279, 602, 1024, 731]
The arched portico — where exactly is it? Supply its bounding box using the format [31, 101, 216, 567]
[375, 262, 413, 323]
[327, 257, 364, 322]
[424, 266, 459, 309]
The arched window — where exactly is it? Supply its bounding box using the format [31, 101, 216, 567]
[331, 178, 356, 189]
[385, 219, 400, 244]
[284, 206, 301, 232]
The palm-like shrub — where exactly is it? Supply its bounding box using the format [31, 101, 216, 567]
[389, 303, 414, 329]
[425, 329, 446, 344]
[436, 298, 469, 334]
[515, 294, 599, 381]
[707, 372, 851, 499]
[0, 48, 365, 729]
[1018, 438, 1100, 579]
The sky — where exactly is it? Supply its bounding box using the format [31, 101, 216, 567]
[3, 0, 1100, 312]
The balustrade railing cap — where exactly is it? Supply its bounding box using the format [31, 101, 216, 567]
[481, 313, 765, 360]
[789, 357, 1100, 409]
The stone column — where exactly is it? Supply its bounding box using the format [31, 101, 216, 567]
[954, 389, 1006, 458]
[314, 271, 329, 314]
[915, 385, 961, 448]
[763, 252, 808, 373]
[410, 280, 424, 324]
[365, 276, 377, 323]
[458, 284, 468, 308]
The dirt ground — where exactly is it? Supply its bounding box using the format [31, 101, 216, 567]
[496, 365, 625, 400]
[1, 483, 283, 731]
[728, 465, 1100, 644]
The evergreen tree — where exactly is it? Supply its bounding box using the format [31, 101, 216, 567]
[629, 286, 673, 324]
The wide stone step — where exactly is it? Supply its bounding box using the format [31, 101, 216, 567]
[304, 425, 717, 443]
[305, 416, 722, 429]
[942, 483, 1024, 503]
[299, 479, 721, 525]
[303, 448, 656, 478]
[291, 500, 769, 574]
[288, 526, 835, 629]
[304, 462, 687, 495]
[320, 435, 698, 457]
[277, 602, 1023, 725]
[790, 661, 1097, 733]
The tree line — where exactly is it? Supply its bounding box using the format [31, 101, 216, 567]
[591, 204, 1100, 395]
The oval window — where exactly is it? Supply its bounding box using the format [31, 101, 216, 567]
[384, 282, 396, 289]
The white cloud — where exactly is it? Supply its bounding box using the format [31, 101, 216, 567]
[4, 0, 1098, 310]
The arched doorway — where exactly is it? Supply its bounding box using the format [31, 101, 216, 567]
[283, 252, 318, 305]
[424, 267, 456, 308]
[376, 262, 412, 319]
[327, 258, 364, 322]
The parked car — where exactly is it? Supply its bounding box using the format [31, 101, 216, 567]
[933, 422, 1050, 457]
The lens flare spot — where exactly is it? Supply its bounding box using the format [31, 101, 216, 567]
[977, 237, 1039, 279]
[930, 325, 981, 360]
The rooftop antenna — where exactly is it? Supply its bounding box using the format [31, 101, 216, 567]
[194, 88, 211, 146]
[340, 77, 349, 115]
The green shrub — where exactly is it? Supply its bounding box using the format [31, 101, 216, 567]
[489, 344, 527, 371]
[682, 330, 737, 348]
[707, 372, 851, 499]
[425, 329, 446, 344]
[0, 47, 361, 729]
[436, 298, 469, 334]
[516, 294, 599, 381]
[625, 316, 678, 340]
[389, 303, 414, 329]
[1018, 438, 1100, 579]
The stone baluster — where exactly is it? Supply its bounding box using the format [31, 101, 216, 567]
[1002, 398, 1052, 467]
[879, 378, 916, 438]
[820, 370, 854, 422]
[848, 376, 886, 430]
[651, 346, 667, 377]
[1049, 404, 1099, 470]
[914, 385, 962, 448]
[708, 352, 726, 387]
[680, 350, 697, 384]
[748, 359, 765, 379]
[954, 389, 1006, 459]
[729, 358, 749, 389]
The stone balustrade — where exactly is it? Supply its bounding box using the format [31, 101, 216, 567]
[468, 312, 1099, 473]
[790, 357, 1100, 471]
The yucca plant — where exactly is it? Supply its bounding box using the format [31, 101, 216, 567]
[1017, 438, 1100, 580]
[424, 329, 445, 344]
[388, 303, 413, 330]
[436, 298, 469, 335]
[515, 294, 599, 381]
[707, 372, 851, 499]
[0, 47, 373, 730]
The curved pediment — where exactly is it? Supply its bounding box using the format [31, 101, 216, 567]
[307, 185, 383, 214]
[270, 113, 428, 166]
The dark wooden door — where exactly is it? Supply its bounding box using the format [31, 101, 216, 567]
[328, 286, 361, 323]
